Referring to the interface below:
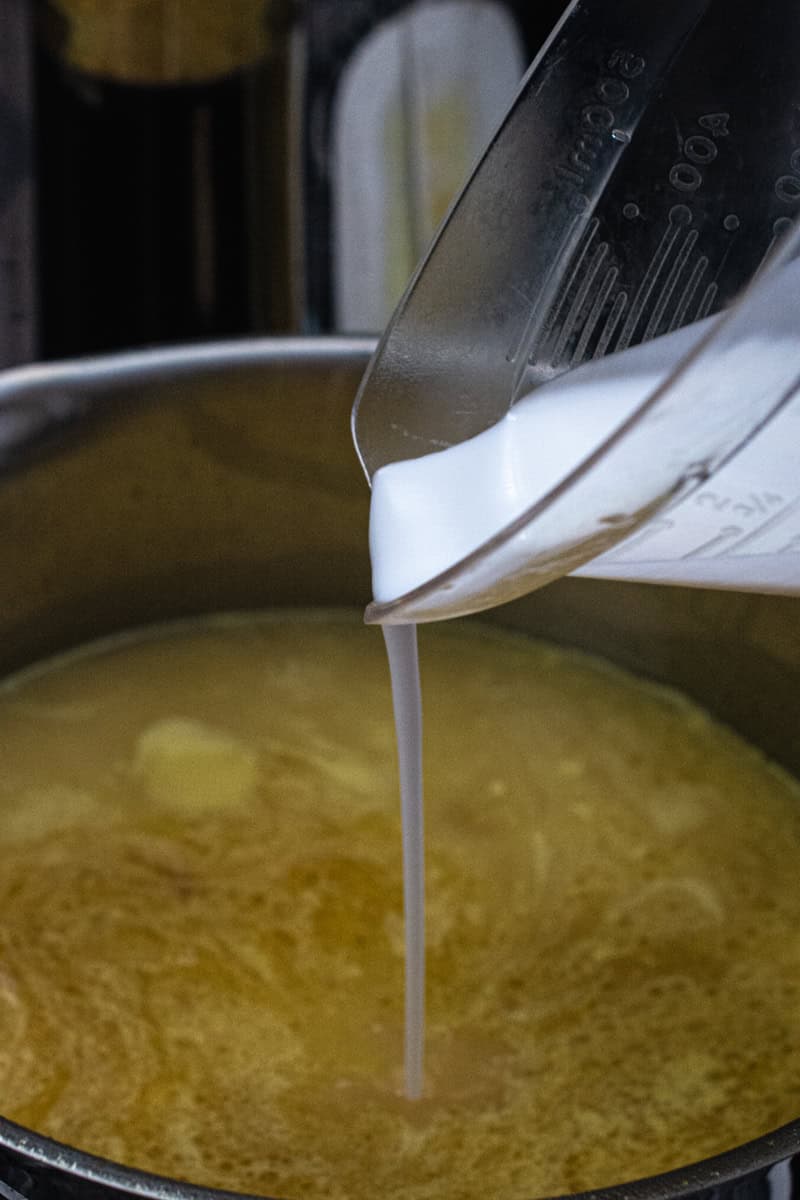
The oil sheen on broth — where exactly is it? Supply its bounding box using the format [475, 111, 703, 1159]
[2, 614, 800, 1200]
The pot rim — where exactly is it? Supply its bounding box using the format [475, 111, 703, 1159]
[2, 1112, 799, 1200]
[0, 336, 378, 477]
[0, 336, 378, 400]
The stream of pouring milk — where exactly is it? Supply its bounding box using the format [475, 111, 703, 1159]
[381, 624, 425, 1101]
[375, 321, 712, 1099]
[373, 263, 800, 1098]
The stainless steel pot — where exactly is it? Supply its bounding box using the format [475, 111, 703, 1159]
[0, 339, 798, 1200]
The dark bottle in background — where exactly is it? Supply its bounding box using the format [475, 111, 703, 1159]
[0, 0, 37, 368]
[34, 0, 294, 360]
[6, 0, 571, 363]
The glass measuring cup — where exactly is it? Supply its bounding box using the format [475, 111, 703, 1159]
[352, 0, 800, 622]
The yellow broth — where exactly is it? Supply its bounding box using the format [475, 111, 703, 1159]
[0, 614, 799, 1199]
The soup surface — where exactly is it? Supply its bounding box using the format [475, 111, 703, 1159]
[1, 614, 799, 1200]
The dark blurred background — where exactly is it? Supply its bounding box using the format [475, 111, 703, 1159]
[0, 0, 569, 366]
